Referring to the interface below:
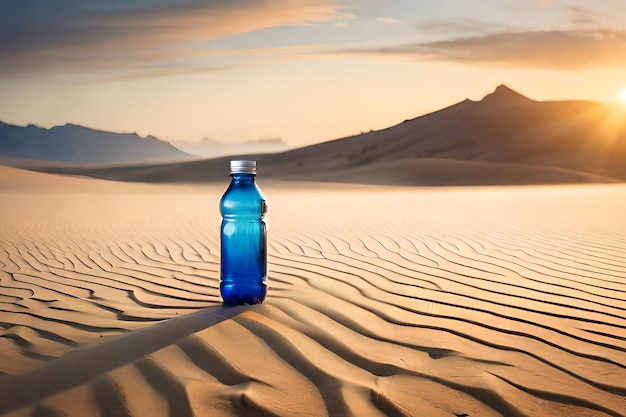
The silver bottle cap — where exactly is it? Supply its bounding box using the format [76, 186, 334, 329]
[230, 160, 257, 174]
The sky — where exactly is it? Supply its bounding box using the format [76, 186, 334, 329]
[2, 0, 626, 148]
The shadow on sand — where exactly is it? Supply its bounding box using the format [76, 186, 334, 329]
[0, 304, 248, 414]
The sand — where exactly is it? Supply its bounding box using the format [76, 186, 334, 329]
[1, 165, 626, 416]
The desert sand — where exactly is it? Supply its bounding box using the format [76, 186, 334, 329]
[1, 164, 626, 416]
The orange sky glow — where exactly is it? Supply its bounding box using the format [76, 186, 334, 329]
[1, 1, 626, 149]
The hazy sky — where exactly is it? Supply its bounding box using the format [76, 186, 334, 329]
[2, 0, 626, 147]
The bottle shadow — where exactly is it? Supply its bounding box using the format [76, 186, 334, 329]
[0, 304, 249, 414]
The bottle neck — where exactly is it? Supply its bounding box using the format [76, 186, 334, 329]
[231, 173, 256, 183]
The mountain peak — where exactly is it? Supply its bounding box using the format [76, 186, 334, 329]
[0, 121, 193, 163]
[482, 84, 532, 103]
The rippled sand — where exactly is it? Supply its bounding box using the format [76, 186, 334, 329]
[1, 167, 625, 417]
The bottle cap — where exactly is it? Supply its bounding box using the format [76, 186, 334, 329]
[230, 160, 257, 174]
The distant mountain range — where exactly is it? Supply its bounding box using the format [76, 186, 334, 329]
[170, 137, 288, 158]
[3, 85, 626, 186]
[0, 121, 193, 164]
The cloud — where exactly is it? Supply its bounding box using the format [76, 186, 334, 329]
[0, 0, 349, 77]
[415, 18, 514, 37]
[567, 6, 601, 26]
[376, 17, 401, 25]
[341, 29, 626, 70]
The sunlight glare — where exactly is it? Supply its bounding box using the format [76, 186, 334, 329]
[621, 88, 626, 104]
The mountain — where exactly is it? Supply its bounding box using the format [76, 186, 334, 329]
[256, 84, 626, 180]
[9, 85, 626, 185]
[170, 137, 288, 158]
[0, 122, 194, 164]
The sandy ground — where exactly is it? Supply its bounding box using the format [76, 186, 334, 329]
[1, 165, 626, 416]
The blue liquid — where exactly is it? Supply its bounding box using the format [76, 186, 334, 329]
[220, 173, 267, 305]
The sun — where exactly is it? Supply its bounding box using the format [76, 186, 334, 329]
[621, 88, 626, 104]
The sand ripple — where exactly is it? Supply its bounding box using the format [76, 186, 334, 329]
[1, 188, 626, 417]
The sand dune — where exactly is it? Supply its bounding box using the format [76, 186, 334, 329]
[300, 158, 619, 186]
[1, 169, 626, 416]
[12, 156, 619, 187]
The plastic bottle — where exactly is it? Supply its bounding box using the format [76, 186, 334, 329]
[219, 160, 267, 305]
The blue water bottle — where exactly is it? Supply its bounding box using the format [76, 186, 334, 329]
[220, 160, 267, 305]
